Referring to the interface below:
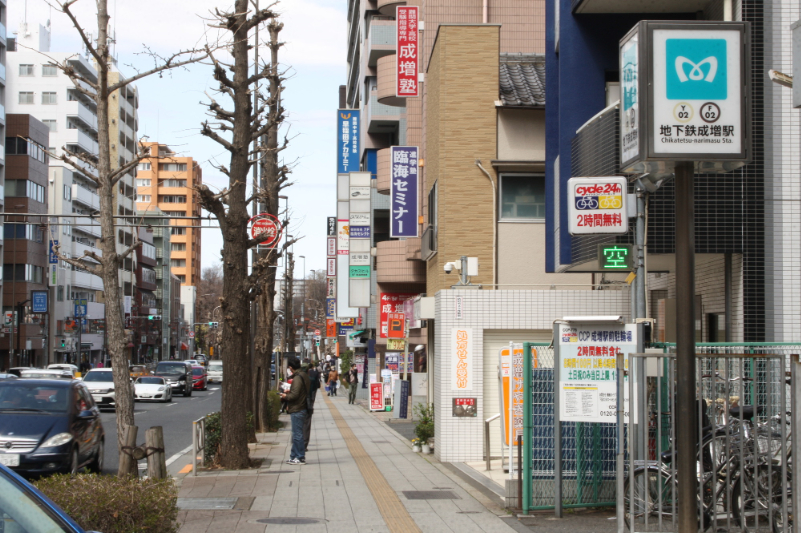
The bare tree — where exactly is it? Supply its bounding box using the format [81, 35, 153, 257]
[45, 0, 208, 475]
[196, 1, 295, 467]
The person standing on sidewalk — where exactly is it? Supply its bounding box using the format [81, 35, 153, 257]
[328, 366, 339, 396]
[303, 359, 320, 452]
[347, 363, 359, 404]
[281, 356, 310, 465]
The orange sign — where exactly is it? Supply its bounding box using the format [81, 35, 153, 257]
[499, 345, 538, 446]
[326, 319, 336, 338]
[387, 313, 405, 338]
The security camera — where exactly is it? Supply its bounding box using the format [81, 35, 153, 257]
[444, 262, 455, 274]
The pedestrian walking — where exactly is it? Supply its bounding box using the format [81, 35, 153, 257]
[347, 363, 359, 404]
[281, 356, 310, 465]
[303, 359, 319, 452]
[328, 366, 339, 396]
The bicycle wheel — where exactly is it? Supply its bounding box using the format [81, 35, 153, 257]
[733, 465, 791, 532]
[624, 467, 677, 531]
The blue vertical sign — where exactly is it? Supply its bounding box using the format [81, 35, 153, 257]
[49, 240, 59, 264]
[390, 146, 419, 238]
[32, 291, 48, 313]
[74, 299, 87, 318]
[337, 110, 360, 174]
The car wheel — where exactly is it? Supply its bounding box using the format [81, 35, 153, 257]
[69, 448, 79, 475]
[89, 440, 104, 473]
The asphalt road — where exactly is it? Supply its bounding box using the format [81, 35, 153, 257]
[98, 384, 222, 475]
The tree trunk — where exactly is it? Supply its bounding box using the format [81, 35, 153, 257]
[286, 254, 296, 353]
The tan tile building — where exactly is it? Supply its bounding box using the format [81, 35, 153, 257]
[135, 143, 202, 286]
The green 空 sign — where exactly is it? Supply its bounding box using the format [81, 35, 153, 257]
[598, 244, 634, 270]
[349, 265, 370, 279]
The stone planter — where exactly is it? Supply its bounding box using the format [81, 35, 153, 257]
[412, 445, 422, 453]
[421, 444, 431, 454]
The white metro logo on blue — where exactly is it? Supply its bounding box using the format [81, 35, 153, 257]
[666, 39, 727, 100]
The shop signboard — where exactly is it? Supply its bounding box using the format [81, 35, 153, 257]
[327, 216, 336, 236]
[567, 177, 628, 235]
[370, 383, 384, 411]
[326, 319, 336, 338]
[327, 236, 336, 257]
[396, 6, 419, 98]
[379, 292, 416, 338]
[337, 110, 360, 174]
[390, 146, 419, 238]
[327, 258, 336, 276]
[499, 345, 538, 446]
[451, 327, 473, 391]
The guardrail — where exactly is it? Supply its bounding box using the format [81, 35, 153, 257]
[484, 413, 501, 471]
[192, 416, 207, 476]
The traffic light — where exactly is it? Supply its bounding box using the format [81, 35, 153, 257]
[60, 338, 65, 348]
[208, 322, 219, 329]
[148, 315, 162, 321]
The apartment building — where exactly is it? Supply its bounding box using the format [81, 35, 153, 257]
[2, 115, 49, 368]
[135, 142, 202, 287]
[340, 1, 634, 464]
[134, 226, 158, 362]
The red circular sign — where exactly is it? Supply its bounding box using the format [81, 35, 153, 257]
[314, 329, 321, 336]
[249, 214, 281, 246]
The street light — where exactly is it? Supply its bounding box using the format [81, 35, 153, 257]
[299, 255, 305, 358]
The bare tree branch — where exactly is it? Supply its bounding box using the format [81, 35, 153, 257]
[55, 0, 105, 65]
[109, 48, 210, 93]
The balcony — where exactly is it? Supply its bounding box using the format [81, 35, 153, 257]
[376, 147, 392, 194]
[572, 0, 709, 13]
[64, 128, 99, 156]
[367, 18, 396, 67]
[0, 22, 6, 43]
[367, 91, 403, 140]
[376, 55, 405, 107]
[377, 0, 405, 16]
[376, 240, 426, 284]
[73, 241, 102, 264]
[0, 63, 6, 85]
[72, 270, 103, 291]
[66, 101, 98, 132]
[74, 220, 101, 238]
[72, 184, 100, 210]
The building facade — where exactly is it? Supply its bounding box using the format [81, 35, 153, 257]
[133, 226, 158, 362]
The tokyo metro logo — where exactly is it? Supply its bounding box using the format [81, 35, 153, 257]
[666, 39, 727, 100]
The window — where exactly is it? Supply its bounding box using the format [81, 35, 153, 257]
[6, 137, 48, 163]
[5, 180, 46, 203]
[19, 64, 34, 76]
[177, 275, 186, 283]
[142, 242, 156, 260]
[159, 195, 186, 203]
[136, 179, 151, 187]
[18, 92, 34, 104]
[42, 92, 58, 105]
[2, 264, 45, 283]
[57, 285, 64, 301]
[136, 194, 151, 202]
[170, 259, 186, 268]
[159, 163, 187, 172]
[171, 243, 186, 251]
[428, 182, 437, 226]
[160, 179, 187, 187]
[3, 224, 43, 242]
[137, 162, 151, 171]
[64, 185, 72, 201]
[163, 211, 186, 217]
[171, 227, 186, 235]
[42, 64, 58, 77]
[142, 268, 157, 284]
[499, 175, 546, 220]
[43, 119, 57, 132]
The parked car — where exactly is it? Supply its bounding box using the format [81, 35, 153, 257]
[0, 379, 104, 476]
[0, 374, 18, 381]
[7, 367, 33, 377]
[128, 364, 148, 379]
[47, 364, 79, 379]
[191, 365, 208, 391]
[82, 368, 129, 408]
[0, 462, 90, 531]
[207, 360, 223, 383]
[134, 376, 172, 402]
[20, 369, 73, 380]
[154, 361, 193, 397]
[184, 359, 200, 367]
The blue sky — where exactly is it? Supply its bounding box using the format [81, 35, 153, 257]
[14, 0, 346, 276]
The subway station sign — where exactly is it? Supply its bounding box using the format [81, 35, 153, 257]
[619, 21, 750, 174]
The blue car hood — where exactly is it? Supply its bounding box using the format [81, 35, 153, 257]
[0, 413, 65, 443]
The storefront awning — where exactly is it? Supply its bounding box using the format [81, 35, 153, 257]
[348, 330, 366, 339]
[180, 342, 189, 350]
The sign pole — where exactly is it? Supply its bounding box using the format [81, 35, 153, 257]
[674, 160, 698, 532]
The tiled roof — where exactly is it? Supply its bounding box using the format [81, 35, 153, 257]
[499, 54, 545, 107]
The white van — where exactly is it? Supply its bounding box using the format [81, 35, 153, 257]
[207, 360, 223, 383]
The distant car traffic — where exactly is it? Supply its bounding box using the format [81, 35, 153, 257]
[194, 354, 207, 366]
[82, 369, 130, 408]
[134, 376, 172, 402]
[47, 364, 79, 378]
[128, 364, 148, 379]
[0, 379, 104, 475]
[0, 374, 18, 381]
[154, 361, 193, 397]
[191, 366, 208, 391]
[7, 368, 32, 377]
[0, 462, 90, 531]
[207, 360, 223, 383]
[20, 369, 74, 380]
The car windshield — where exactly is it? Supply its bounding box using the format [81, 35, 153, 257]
[209, 363, 222, 370]
[192, 368, 204, 376]
[20, 372, 70, 379]
[130, 366, 146, 373]
[0, 382, 69, 413]
[83, 371, 114, 382]
[137, 377, 164, 385]
[156, 364, 185, 376]
[0, 472, 75, 532]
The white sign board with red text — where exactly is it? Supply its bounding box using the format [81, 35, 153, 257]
[567, 177, 628, 235]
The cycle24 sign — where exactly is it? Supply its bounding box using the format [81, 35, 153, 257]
[567, 177, 628, 235]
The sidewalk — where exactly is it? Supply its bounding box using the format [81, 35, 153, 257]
[175, 394, 528, 532]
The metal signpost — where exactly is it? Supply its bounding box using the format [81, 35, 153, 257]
[619, 21, 750, 532]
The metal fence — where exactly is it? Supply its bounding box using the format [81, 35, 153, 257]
[620, 344, 799, 533]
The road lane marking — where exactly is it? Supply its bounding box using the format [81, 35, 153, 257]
[166, 445, 194, 467]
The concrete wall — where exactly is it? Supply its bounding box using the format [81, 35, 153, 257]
[497, 108, 545, 161]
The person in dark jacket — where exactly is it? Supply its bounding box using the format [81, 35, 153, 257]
[281, 357, 310, 465]
[304, 359, 320, 451]
[347, 363, 359, 404]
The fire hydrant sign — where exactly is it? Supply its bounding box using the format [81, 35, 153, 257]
[620, 21, 749, 172]
[567, 177, 628, 235]
[558, 323, 636, 423]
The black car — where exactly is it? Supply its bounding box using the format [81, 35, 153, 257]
[154, 361, 193, 397]
[0, 379, 104, 476]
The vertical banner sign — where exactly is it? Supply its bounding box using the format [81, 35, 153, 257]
[327, 236, 336, 256]
[337, 110, 360, 174]
[567, 177, 628, 235]
[327, 258, 336, 276]
[558, 323, 636, 422]
[326, 319, 336, 338]
[390, 146, 419, 238]
[379, 293, 417, 337]
[32, 291, 48, 314]
[451, 327, 473, 391]
[327, 216, 337, 236]
[499, 345, 539, 445]
[49, 240, 59, 264]
[349, 172, 372, 308]
[620, 31, 639, 163]
[370, 383, 384, 411]
[396, 6, 419, 98]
